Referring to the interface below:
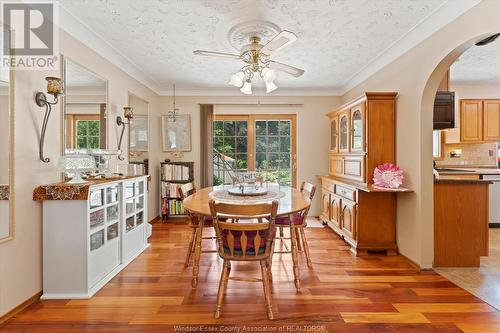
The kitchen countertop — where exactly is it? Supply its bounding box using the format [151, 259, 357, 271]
[434, 179, 493, 184]
[436, 167, 500, 175]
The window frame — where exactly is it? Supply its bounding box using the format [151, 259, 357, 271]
[213, 114, 297, 187]
[65, 114, 101, 149]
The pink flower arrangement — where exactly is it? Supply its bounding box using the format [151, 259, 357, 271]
[373, 163, 404, 189]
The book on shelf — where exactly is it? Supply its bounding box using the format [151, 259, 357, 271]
[161, 198, 184, 216]
[161, 163, 190, 181]
[161, 182, 181, 198]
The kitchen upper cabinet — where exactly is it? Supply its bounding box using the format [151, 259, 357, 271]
[350, 103, 366, 152]
[460, 99, 500, 142]
[339, 112, 350, 152]
[461, 100, 483, 142]
[329, 116, 338, 153]
[483, 100, 500, 141]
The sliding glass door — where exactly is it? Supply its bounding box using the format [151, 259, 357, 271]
[213, 115, 296, 187]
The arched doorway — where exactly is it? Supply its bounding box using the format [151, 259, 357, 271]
[421, 30, 500, 265]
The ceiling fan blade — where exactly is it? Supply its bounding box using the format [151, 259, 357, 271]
[260, 30, 298, 56]
[269, 61, 305, 77]
[193, 50, 241, 59]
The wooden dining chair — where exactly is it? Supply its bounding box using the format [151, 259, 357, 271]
[178, 182, 217, 288]
[209, 199, 278, 320]
[275, 182, 316, 272]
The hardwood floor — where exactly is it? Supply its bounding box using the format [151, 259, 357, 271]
[1, 219, 500, 332]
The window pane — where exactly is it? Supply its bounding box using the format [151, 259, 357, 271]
[213, 121, 223, 136]
[267, 153, 280, 170]
[256, 153, 267, 170]
[279, 153, 291, 169]
[256, 121, 266, 135]
[89, 137, 99, 148]
[268, 137, 279, 152]
[214, 137, 223, 152]
[268, 121, 279, 135]
[224, 121, 235, 136]
[278, 169, 291, 186]
[236, 121, 247, 136]
[280, 137, 291, 152]
[88, 121, 100, 136]
[235, 154, 247, 171]
[236, 137, 247, 153]
[256, 136, 267, 152]
[77, 137, 86, 148]
[77, 121, 87, 135]
[279, 121, 290, 136]
[222, 137, 235, 155]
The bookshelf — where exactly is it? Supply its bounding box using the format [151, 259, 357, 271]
[160, 161, 194, 221]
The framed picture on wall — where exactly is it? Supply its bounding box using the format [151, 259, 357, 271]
[129, 115, 149, 151]
[161, 114, 192, 152]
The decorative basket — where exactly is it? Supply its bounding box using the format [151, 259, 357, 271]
[373, 163, 404, 189]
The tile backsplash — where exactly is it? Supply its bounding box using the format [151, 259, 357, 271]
[436, 142, 497, 167]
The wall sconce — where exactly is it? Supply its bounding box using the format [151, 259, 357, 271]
[35, 76, 64, 163]
[117, 106, 134, 160]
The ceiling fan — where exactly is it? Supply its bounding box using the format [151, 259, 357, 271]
[193, 30, 304, 94]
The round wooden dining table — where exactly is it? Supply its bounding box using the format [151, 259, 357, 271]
[182, 185, 311, 217]
[182, 184, 312, 289]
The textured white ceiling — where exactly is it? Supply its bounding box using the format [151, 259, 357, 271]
[450, 37, 500, 85]
[59, 0, 450, 94]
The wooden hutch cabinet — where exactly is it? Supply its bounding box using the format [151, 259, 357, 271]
[321, 92, 401, 256]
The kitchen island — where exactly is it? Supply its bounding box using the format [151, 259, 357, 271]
[434, 178, 492, 267]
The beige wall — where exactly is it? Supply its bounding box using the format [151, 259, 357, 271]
[151, 96, 340, 217]
[0, 29, 161, 317]
[340, 0, 500, 268]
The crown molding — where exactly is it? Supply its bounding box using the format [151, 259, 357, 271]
[58, 4, 162, 94]
[158, 87, 342, 97]
[337, 0, 481, 95]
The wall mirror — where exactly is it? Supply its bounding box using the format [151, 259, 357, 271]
[0, 25, 14, 242]
[128, 93, 149, 175]
[63, 57, 108, 153]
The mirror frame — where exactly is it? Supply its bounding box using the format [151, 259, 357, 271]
[60, 55, 109, 157]
[0, 28, 15, 244]
[127, 92, 150, 158]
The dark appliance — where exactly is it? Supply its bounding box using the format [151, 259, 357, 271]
[433, 91, 455, 130]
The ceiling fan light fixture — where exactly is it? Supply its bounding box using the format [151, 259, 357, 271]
[228, 71, 245, 87]
[261, 67, 276, 83]
[265, 80, 278, 93]
[240, 80, 252, 95]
